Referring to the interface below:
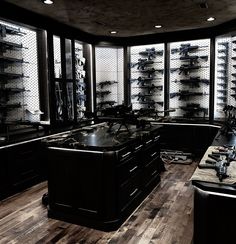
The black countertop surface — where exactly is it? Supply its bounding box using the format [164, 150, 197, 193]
[43, 123, 162, 151]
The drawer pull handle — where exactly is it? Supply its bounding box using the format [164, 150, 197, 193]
[135, 145, 142, 150]
[154, 135, 160, 141]
[151, 170, 157, 176]
[121, 152, 131, 158]
[130, 188, 138, 197]
[151, 152, 157, 158]
[129, 165, 138, 173]
[146, 139, 152, 145]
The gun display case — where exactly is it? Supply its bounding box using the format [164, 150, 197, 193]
[130, 44, 165, 113]
[169, 39, 210, 120]
[95, 46, 124, 110]
[0, 20, 41, 125]
[214, 35, 236, 120]
[52, 36, 87, 123]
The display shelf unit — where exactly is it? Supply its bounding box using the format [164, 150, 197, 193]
[0, 20, 40, 125]
[130, 44, 165, 113]
[214, 34, 236, 120]
[52, 36, 87, 124]
[169, 39, 210, 120]
[95, 46, 124, 111]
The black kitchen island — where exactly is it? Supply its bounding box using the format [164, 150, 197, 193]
[43, 122, 163, 231]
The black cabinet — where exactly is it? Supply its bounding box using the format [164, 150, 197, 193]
[46, 126, 163, 231]
[0, 140, 45, 200]
[0, 148, 9, 199]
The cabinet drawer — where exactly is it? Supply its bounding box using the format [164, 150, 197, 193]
[143, 143, 160, 165]
[117, 147, 133, 162]
[119, 173, 141, 211]
[143, 159, 159, 186]
[118, 157, 140, 185]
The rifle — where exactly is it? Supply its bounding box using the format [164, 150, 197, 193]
[170, 64, 208, 75]
[217, 102, 227, 107]
[130, 76, 154, 84]
[170, 90, 208, 100]
[76, 81, 86, 91]
[0, 24, 26, 37]
[96, 90, 111, 97]
[131, 93, 153, 101]
[0, 71, 29, 80]
[0, 39, 27, 53]
[217, 90, 227, 95]
[218, 42, 229, 48]
[171, 43, 208, 55]
[130, 58, 162, 70]
[217, 56, 228, 61]
[198, 159, 228, 182]
[0, 88, 29, 101]
[97, 100, 117, 107]
[218, 49, 229, 54]
[66, 85, 73, 120]
[98, 80, 118, 89]
[217, 83, 228, 89]
[171, 55, 208, 65]
[55, 82, 63, 119]
[137, 67, 164, 76]
[217, 96, 227, 102]
[217, 63, 228, 69]
[139, 47, 164, 60]
[180, 103, 208, 118]
[173, 76, 209, 87]
[0, 56, 29, 69]
[218, 70, 227, 75]
[0, 102, 22, 109]
[231, 87, 236, 91]
[133, 100, 164, 108]
[133, 85, 163, 93]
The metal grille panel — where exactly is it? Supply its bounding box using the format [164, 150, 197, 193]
[95, 47, 124, 109]
[130, 44, 165, 111]
[169, 39, 210, 119]
[0, 19, 40, 124]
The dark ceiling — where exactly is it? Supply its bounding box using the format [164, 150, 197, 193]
[3, 0, 236, 37]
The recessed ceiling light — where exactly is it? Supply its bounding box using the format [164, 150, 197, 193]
[207, 17, 215, 22]
[154, 25, 162, 29]
[43, 0, 54, 4]
[110, 31, 117, 34]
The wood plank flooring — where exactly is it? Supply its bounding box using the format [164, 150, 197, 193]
[0, 161, 197, 244]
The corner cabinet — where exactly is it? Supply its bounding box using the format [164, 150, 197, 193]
[0, 140, 46, 200]
[46, 125, 162, 231]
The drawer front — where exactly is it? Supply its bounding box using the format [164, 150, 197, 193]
[143, 159, 159, 186]
[119, 173, 141, 211]
[118, 156, 140, 185]
[117, 146, 133, 163]
[143, 141, 160, 165]
[7, 142, 41, 187]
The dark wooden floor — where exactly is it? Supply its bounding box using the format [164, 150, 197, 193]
[0, 161, 197, 244]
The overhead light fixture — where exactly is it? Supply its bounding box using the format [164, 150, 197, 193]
[42, 0, 54, 4]
[154, 25, 162, 29]
[110, 31, 117, 34]
[207, 17, 215, 22]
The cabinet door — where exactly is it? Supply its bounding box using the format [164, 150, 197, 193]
[47, 148, 103, 216]
[7, 141, 42, 190]
[0, 148, 9, 199]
